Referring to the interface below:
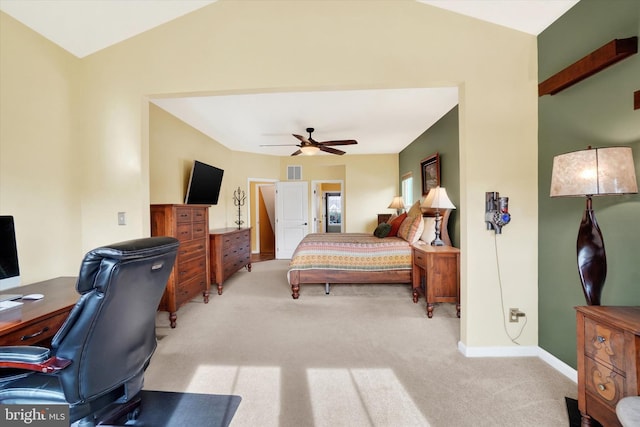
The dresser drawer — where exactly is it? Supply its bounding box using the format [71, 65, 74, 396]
[175, 207, 193, 223]
[178, 239, 207, 262]
[584, 317, 626, 371]
[192, 222, 207, 239]
[176, 256, 207, 283]
[585, 356, 625, 408]
[0, 311, 69, 346]
[175, 275, 206, 306]
[176, 223, 193, 241]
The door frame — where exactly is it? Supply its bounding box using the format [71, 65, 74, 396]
[311, 180, 344, 233]
[248, 178, 277, 254]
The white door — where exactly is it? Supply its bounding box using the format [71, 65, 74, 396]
[275, 181, 309, 259]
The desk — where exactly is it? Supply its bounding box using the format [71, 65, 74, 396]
[0, 277, 77, 346]
[412, 243, 460, 318]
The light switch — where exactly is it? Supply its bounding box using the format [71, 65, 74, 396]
[118, 212, 126, 226]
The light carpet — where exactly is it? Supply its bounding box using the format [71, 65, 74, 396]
[145, 259, 576, 427]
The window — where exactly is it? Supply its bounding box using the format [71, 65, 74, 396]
[401, 173, 413, 208]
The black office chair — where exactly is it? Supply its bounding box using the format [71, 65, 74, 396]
[0, 236, 179, 426]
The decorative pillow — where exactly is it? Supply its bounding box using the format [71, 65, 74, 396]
[407, 201, 422, 218]
[386, 214, 398, 224]
[420, 217, 437, 244]
[397, 214, 424, 243]
[373, 222, 392, 238]
[387, 213, 406, 237]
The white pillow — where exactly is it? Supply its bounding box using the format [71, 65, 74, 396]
[420, 217, 436, 243]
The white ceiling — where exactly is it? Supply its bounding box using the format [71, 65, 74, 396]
[0, 0, 579, 156]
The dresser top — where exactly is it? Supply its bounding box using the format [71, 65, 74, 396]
[210, 227, 251, 235]
[575, 306, 640, 333]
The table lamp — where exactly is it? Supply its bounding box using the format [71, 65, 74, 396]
[388, 196, 405, 215]
[421, 186, 456, 246]
[550, 146, 637, 305]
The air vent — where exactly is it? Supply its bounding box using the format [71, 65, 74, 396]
[287, 165, 302, 180]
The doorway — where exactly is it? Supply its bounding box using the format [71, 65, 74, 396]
[312, 180, 344, 233]
[325, 192, 341, 233]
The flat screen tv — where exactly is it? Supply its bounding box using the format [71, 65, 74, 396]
[0, 216, 21, 290]
[185, 160, 224, 205]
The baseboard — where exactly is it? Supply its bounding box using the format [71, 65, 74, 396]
[458, 341, 578, 383]
[538, 347, 577, 383]
[458, 341, 539, 357]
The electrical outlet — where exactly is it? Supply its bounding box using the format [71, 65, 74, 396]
[118, 212, 126, 226]
[509, 308, 525, 322]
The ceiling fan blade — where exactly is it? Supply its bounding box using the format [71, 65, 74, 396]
[319, 146, 346, 155]
[318, 139, 358, 146]
[293, 134, 310, 144]
[291, 149, 302, 156]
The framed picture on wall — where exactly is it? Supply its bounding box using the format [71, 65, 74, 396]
[420, 153, 440, 195]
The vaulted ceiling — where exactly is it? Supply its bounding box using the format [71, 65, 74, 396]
[0, 0, 579, 156]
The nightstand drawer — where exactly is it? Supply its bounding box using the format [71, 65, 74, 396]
[413, 250, 427, 268]
[584, 317, 626, 371]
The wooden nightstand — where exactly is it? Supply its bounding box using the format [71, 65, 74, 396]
[575, 306, 640, 427]
[377, 214, 392, 224]
[412, 242, 460, 318]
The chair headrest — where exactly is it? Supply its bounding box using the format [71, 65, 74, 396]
[76, 237, 179, 294]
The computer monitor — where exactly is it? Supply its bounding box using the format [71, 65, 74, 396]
[0, 216, 21, 290]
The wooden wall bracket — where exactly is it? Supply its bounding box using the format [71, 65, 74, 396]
[634, 90, 639, 110]
[539, 36, 638, 96]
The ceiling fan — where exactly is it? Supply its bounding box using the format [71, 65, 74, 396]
[261, 127, 357, 156]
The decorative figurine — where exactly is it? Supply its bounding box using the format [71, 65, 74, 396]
[233, 186, 246, 229]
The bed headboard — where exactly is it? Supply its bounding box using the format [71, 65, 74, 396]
[421, 207, 452, 246]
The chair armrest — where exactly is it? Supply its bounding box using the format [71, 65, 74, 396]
[0, 346, 71, 373]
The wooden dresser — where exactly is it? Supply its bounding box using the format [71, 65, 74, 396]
[575, 306, 640, 427]
[151, 204, 210, 328]
[411, 242, 460, 318]
[209, 227, 251, 295]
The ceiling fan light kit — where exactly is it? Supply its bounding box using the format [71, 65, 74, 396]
[300, 145, 320, 155]
[262, 127, 357, 156]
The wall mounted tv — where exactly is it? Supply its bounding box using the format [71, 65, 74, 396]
[185, 160, 224, 205]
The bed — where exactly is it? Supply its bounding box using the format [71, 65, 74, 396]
[288, 208, 451, 299]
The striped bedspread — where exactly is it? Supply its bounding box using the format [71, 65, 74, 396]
[288, 233, 412, 272]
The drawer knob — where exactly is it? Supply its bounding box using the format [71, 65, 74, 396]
[596, 335, 606, 343]
[597, 383, 606, 392]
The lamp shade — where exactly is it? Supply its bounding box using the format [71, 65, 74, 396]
[421, 187, 456, 210]
[550, 146, 638, 197]
[300, 145, 320, 155]
[388, 196, 405, 210]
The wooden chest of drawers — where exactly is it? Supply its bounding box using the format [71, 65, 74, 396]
[209, 227, 251, 294]
[151, 204, 210, 328]
[576, 306, 640, 427]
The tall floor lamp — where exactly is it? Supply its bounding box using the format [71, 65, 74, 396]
[550, 146, 637, 305]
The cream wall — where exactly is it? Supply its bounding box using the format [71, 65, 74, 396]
[0, 1, 539, 349]
[0, 13, 82, 284]
[279, 154, 397, 233]
[149, 103, 283, 229]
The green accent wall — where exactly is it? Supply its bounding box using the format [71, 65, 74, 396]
[399, 106, 460, 247]
[538, 0, 640, 368]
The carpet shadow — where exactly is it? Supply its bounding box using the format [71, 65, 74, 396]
[122, 390, 241, 427]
